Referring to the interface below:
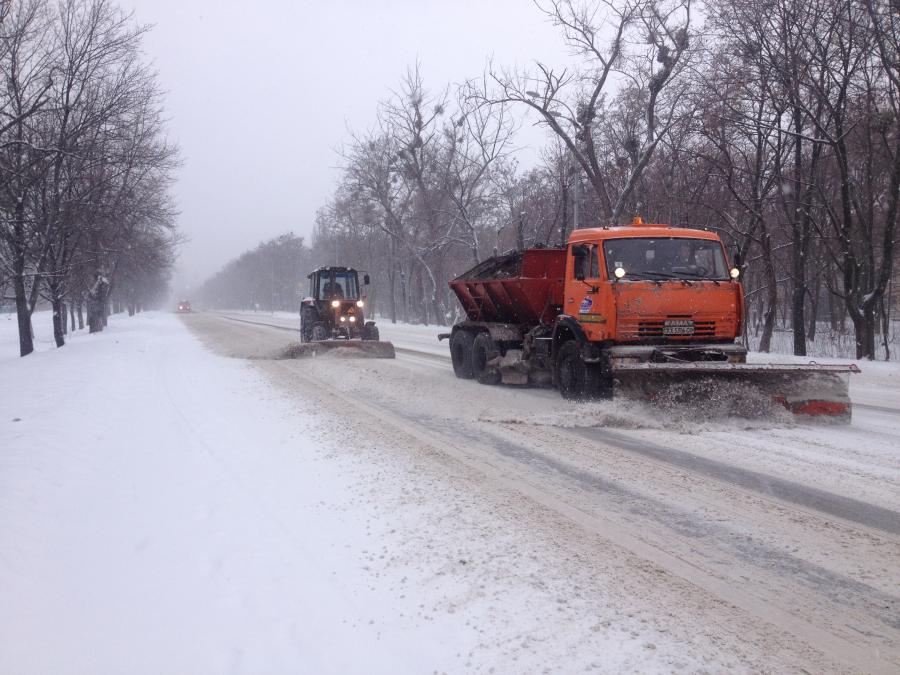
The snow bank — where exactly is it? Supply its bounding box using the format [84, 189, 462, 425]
[0, 312, 437, 673]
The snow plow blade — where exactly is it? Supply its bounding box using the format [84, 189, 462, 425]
[281, 340, 396, 359]
[611, 362, 860, 420]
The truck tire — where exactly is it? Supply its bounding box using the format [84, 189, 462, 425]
[472, 332, 501, 385]
[362, 324, 379, 341]
[311, 323, 327, 341]
[556, 340, 606, 400]
[450, 329, 475, 379]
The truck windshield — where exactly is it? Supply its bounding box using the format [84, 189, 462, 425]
[603, 237, 729, 281]
[318, 270, 360, 299]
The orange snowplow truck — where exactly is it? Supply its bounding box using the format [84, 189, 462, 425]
[442, 218, 858, 419]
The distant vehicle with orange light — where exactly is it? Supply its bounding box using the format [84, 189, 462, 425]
[442, 218, 858, 419]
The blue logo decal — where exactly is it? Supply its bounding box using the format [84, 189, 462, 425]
[579, 297, 593, 313]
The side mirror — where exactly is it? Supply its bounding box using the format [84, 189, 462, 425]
[363, 274, 370, 285]
[732, 249, 742, 268]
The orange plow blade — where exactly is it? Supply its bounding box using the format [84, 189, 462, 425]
[612, 362, 860, 421]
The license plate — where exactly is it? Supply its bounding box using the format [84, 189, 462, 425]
[663, 319, 694, 335]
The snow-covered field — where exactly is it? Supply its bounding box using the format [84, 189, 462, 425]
[2, 310, 899, 673]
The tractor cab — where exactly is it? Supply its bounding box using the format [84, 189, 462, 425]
[300, 266, 379, 342]
[309, 267, 364, 302]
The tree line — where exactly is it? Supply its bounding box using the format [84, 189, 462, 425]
[196, 233, 312, 312]
[195, 0, 897, 361]
[307, 0, 898, 361]
[0, 0, 178, 356]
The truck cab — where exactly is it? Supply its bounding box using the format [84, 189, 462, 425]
[563, 224, 744, 346]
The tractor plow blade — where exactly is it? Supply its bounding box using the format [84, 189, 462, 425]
[281, 340, 396, 359]
[611, 362, 859, 420]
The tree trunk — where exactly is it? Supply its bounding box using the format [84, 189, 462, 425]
[806, 270, 820, 342]
[863, 305, 877, 360]
[791, 259, 807, 355]
[51, 294, 65, 348]
[12, 263, 34, 357]
[558, 181, 569, 248]
[88, 300, 103, 333]
[758, 234, 777, 353]
[77, 300, 84, 330]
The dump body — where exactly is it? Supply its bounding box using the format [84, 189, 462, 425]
[449, 248, 565, 326]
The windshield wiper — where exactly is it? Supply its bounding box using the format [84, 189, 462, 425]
[627, 271, 679, 280]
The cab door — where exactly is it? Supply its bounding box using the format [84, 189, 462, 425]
[564, 243, 611, 341]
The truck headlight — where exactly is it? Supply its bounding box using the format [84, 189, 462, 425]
[349, 316, 356, 322]
[356, 300, 364, 308]
[614, 267, 626, 279]
[730, 267, 740, 279]
[331, 300, 340, 308]
[339, 315, 346, 322]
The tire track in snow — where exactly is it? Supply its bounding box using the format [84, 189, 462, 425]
[565, 426, 900, 536]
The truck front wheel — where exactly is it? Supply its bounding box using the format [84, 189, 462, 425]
[557, 341, 607, 400]
[450, 330, 475, 379]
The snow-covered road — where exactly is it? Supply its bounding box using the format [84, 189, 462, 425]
[198, 311, 899, 673]
[2, 310, 899, 673]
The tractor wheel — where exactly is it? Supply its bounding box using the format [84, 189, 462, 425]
[300, 309, 315, 342]
[472, 332, 501, 385]
[311, 323, 328, 341]
[362, 324, 379, 341]
[450, 329, 475, 379]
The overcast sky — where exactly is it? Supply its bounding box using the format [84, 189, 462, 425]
[121, 0, 572, 293]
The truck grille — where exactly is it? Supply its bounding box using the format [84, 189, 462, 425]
[619, 316, 718, 340]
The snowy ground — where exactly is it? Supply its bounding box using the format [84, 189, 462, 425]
[2, 310, 899, 673]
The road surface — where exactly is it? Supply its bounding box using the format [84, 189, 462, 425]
[184, 311, 900, 674]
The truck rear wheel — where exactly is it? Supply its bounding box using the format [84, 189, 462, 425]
[450, 329, 475, 379]
[472, 332, 501, 385]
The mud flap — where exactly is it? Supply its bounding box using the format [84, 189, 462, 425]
[611, 362, 859, 421]
[280, 340, 396, 359]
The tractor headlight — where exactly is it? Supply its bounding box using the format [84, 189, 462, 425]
[339, 315, 346, 322]
[356, 300, 364, 308]
[331, 299, 340, 308]
[614, 267, 626, 279]
[349, 316, 356, 322]
[730, 267, 740, 279]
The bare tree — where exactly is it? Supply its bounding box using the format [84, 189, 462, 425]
[477, 0, 693, 223]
